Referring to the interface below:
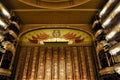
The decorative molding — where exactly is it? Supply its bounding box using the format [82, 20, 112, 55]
[20, 28, 92, 45]
[18, 0, 91, 9]
[19, 24, 93, 39]
[13, 9, 98, 12]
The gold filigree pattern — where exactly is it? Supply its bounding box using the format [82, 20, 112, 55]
[15, 46, 96, 80]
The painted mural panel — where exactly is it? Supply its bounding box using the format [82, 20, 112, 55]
[20, 29, 92, 45]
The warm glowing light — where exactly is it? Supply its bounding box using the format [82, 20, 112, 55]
[106, 31, 116, 40]
[1, 8, 10, 18]
[114, 3, 120, 13]
[0, 35, 4, 41]
[106, 23, 120, 40]
[114, 66, 120, 74]
[115, 23, 120, 32]
[44, 38, 69, 42]
[99, 7, 108, 17]
[0, 19, 7, 29]
[102, 18, 111, 28]
[109, 43, 120, 55]
[102, 3, 120, 28]
[0, 3, 11, 19]
[99, 0, 114, 18]
[110, 47, 120, 55]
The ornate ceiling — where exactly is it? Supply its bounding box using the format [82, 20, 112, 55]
[1, 0, 107, 24]
[18, 0, 90, 8]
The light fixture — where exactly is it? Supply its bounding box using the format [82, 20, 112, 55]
[102, 18, 112, 28]
[114, 3, 120, 14]
[102, 3, 120, 28]
[0, 3, 11, 19]
[99, 7, 108, 18]
[109, 43, 120, 55]
[106, 23, 120, 40]
[114, 64, 120, 75]
[1, 8, 11, 18]
[110, 47, 120, 55]
[99, 0, 114, 18]
[0, 19, 7, 29]
[106, 31, 116, 40]
[115, 68, 120, 74]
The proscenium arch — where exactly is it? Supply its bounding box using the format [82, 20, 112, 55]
[19, 27, 94, 45]
[18, 0, 90, 9]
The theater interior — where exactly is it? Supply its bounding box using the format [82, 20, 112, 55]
[0, 0, 120, 80]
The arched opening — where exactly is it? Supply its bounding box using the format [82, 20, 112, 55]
[14, 28, 97, 80]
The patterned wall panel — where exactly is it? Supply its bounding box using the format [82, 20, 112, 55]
[15, 46, 96, 80]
